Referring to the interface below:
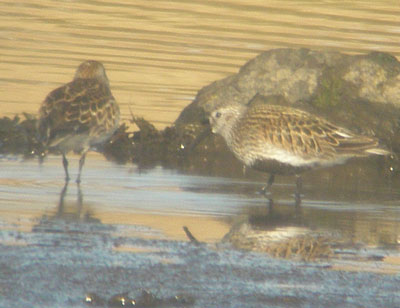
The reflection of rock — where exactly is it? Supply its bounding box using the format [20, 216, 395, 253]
[305, 205, 400, 249]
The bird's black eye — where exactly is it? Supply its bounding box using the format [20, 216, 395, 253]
[215, 112, 222, 118]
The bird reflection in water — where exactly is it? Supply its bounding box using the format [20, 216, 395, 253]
[32, 182, 100, 235]
[222, 200, 334, 261]
[55, 182, 100, 223]
[264, 198, 303, 226]
[57, 181, 82, 220]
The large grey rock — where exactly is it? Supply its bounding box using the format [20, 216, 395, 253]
[176, 48, 400, 153]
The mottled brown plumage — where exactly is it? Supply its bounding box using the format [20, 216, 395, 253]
[209, 101, 388, 199]
[38, 60, 120, 182]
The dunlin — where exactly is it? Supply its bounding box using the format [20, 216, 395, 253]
[209, 100, 388, 201]
[37, 60, 120, 182]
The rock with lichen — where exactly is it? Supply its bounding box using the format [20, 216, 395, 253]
[176, 48, 400, 154]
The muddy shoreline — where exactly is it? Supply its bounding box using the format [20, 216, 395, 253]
[0, 155, 400, 307]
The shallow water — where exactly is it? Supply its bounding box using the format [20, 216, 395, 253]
[1, 155, 400, 307]
[1, 154, 399, 245]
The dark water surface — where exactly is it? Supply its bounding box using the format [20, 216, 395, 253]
[0, 155, 400, 307]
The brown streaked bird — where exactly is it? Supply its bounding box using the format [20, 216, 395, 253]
[209, 101, 389, 202]
[37, 60, 120, 183]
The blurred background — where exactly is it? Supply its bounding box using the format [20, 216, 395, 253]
[1, 0, 400, 128]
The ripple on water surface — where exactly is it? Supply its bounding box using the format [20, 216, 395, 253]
[0, 154, 399, 247]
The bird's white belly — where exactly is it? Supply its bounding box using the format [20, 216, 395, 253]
[239, 144, 348, 168]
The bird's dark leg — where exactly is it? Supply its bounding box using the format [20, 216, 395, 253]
[76, 152, 87, 184]
[62, 154, 70, 182]
[295, 175, 302, 207]
[261, 174, 275, 196]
